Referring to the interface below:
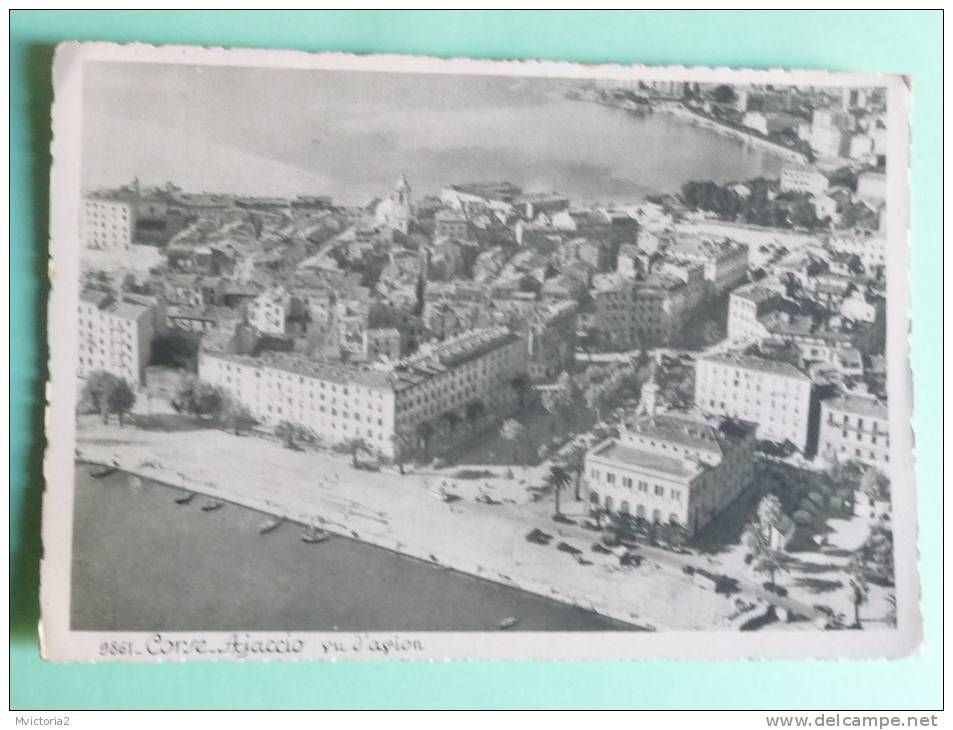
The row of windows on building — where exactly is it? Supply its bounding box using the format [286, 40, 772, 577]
[824, 442, 889, 462]
[586, 492, 680, 524]
[825, 411, 887, 433]
[589, 468, 683, 502]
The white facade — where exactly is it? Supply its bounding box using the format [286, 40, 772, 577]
[779, 166, 830, 197]
[81, 196, 136, 250]
[584, 412, 757, 535]
[726, 284, 783, 343]
[829, 233, 886, 272]
[695, 353, 813, 451]
[246, 289, 288, 335]
[856, 171, 887, 203]
[818, 395, 889, 471]
[77, 291, 156, 385]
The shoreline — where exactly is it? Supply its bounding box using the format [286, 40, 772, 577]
[571, 93, 809, 165]
[76, 455, 654, 630]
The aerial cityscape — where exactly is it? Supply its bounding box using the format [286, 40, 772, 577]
[71, 67, 896, 635]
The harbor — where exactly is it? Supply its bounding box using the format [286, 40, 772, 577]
[71, 463, 639, 632]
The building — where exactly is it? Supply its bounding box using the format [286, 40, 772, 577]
[829, 233, 886, 273]
[817, 394, 889, 471]
[80, 194, 136, 250]
[374, 175, 412, 234]
[856, 171, 887, 203]
[591, 265, 707, 349]
[726, 283, 786, 343]
[440, 181, 522, 214]
[666, 235, 749, 294]
[809, 108, 851, 158]
[779, 165, 830, 197]
[433, 209, 471, 241]
[199, 325, 527, 458]
[246, 289, 288, 335]
[523, 301, 578, 382]
[695, 352, 813, 452]
[584, 410, 757, 535]
[77, 290, 160, 385]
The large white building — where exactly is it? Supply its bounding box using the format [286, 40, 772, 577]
[726, 283, 786, 343]
[77, 290, 160, 385]
[666, 235, 749, 295]
[199, 325, 527, 458]
[584, 410, 757, 535]
[779, 165, 831, 197]
[695, 352, 813, 452]
[80, 194, 136, 250]
[817, 394, 889, 471]
[828, 233, 886, 273]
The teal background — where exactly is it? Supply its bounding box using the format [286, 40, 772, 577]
[10, 10, 942, 710]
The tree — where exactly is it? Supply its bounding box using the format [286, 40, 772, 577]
[583, 383, 607, 423]
[756, 493, 786, 546]
[560, 442, 589, 501]
[106, 378, 136, 427]
[416, 420, 435, 460]
[500, 418, 525, 463]
[344, 437, 371, 467]
[465, 399, 486, 430]
[275, 420, 300, 449]
[742, 520, 790, 587]
[861, 468, 891, 507]
[846, 558, 869, 628]
[509, 372, 532, 407]
[712, 84, 737, 105]
[391, 429, 413, 475]
[173, 377, 226, 420]
[440, 410, 461, 434]
[544, 464, 572, 516]
[222, 400, 256, 436]
[80, 370, 122, 423]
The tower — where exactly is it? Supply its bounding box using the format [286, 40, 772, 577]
[390, 174, 412, 234]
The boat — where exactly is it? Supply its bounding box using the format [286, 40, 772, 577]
[301, 525, 330, 544]
[174, 491, 196, 505]
[200, 499, 224, 512]
[259, 516, 282, 534]
[498, 616, 519, 630]
[90, 466, 118, 479]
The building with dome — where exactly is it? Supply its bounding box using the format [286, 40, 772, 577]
[374, 174, 412, 234]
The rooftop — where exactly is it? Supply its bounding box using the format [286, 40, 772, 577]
[701, 352, 809, 380]
[822, 394, 887, 419]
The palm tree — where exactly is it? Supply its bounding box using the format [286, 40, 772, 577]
[500, 418, 525, 464]
[561, 443, 588, 501]
[756, 493, 786, 546]
[545, 464, 572, 516]
[847, 558, 869, 628]
[743, 520, 789, 587]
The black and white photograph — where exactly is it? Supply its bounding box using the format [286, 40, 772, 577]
[40, 43, 918, 662]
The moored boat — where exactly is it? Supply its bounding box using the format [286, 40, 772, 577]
[301, 525, 330, 544]
[259, 516, 282, 534]
[200, 499, 224, 512]
[498, 616, 519, 630]
[174, 491, 196, 505]
[90, 466, 118, 479]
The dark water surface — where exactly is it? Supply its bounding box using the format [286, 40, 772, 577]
[71, 464, 638, 632]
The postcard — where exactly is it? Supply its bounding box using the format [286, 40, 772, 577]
[41, 42, 917, 661]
